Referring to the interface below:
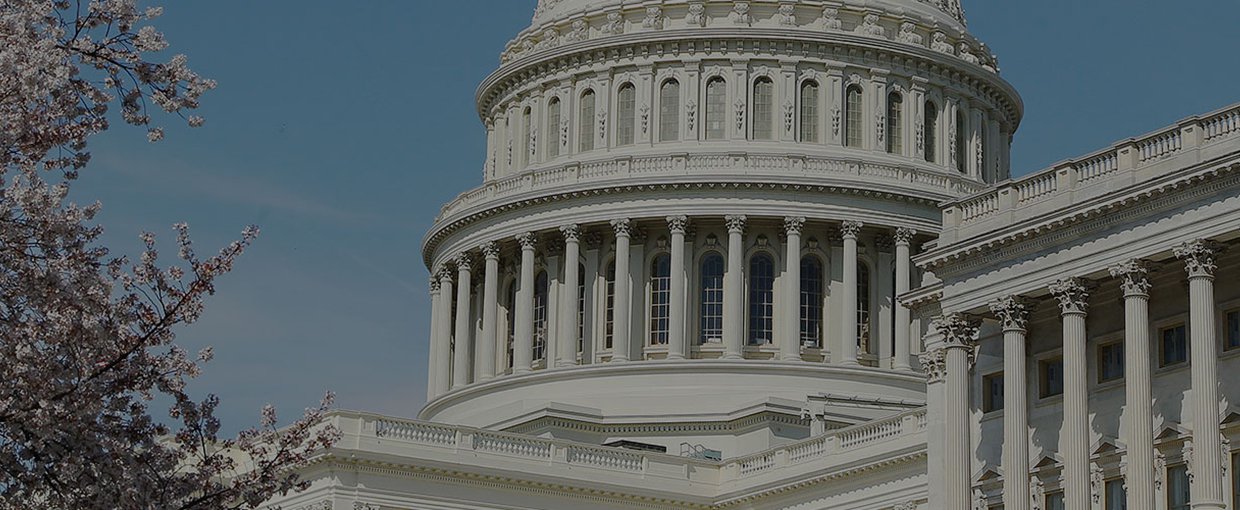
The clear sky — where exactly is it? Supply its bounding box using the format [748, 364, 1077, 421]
[75, 1, 1240, 432]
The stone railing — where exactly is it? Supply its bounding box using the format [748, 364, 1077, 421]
[344, 408, 927, 490]
[941, 102, 1240, 243]
[434, 151, 987, 224]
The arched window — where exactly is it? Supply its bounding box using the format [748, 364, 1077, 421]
[604, 260, 616, 350]
[748, 253, 775, 345]
[845, 85, 863, 148]
[700, 253, 725, 344]
[659, 80, 680, 142]
[505, 280, 517, 369]
[924, 101, 938, 163]
[577, 263, 586, 353]
[533, 271, 549, 362]
[887, 91, 903, 154]
[705, 78, 727, 140]
[800, 81, 820, 143]
[617, 83, 636, 146]
[857, 262, 872, 353]
[649, 254, 672, 345]
[752, 77, 775, 140]
[547, 97, 561, 159]
[800, 256, 824, 348]
[955, 109, 967, 173]
[579, 90, 596, 152]
[522, 107, 533, 167]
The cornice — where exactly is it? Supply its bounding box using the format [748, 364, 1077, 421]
[715, 448, 928, 507]
[505, 409, 808, 436]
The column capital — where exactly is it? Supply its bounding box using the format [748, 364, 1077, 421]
[725, 215, 747, 234]
[666, 215, 689, 235]
[560, 224, 582, 242]
[481, 241, 501, 260]
[454, 252, 474, 272]
[515, 231, 539, 250]
[1108, 259, 1152, 297]
[840, 220, 864, 240]
[919, 347, 948, 383]
[989, 296, 1031, 332]
[429, 276, 442, 293]
[934, 312, 980, 350]
[894, 227, 917, 246]
[611, 218, 633, 238]
[436, 264, 456, 282]
[783, 216, 806, 236]
[1174, 239, 1220, 279]
[1049, 277, 1091, 316]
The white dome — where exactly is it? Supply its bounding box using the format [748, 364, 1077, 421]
[531, 0, 967, 30]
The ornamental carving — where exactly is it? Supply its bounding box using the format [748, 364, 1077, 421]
[642, 7, 664, 30]
[893, 502, 917, 510]
[948, 120, 958, 167]
[1183, 441, 1194, 483]
[731, 2, 752, 26]
[1030, 476, 1044, 510]
[725, 215, 747, 234]
[783, 217, 806, 236]
[876, 106, 886, 144]
[686, 100, 698, 131]
[894, 227, 917, 246]
[436, 265, 455, 284]
[686, 3, 707, 27]
[528, 123, 538, 157]
[536, 28, 560, 50]
[1154, 449, 1166, 490]
[734, 98, 747, 132]
[915, 114, 925, 153]
[989, 296, 1031, 332]
[354, 503, 379, 510]
[597, 111, 607, 140]
[783, 100, 795, 133]
[831, 106, 841, 137]
[777, 4, 796, 26]
[854, 13, 886, 38]
[666, 215, 689, 235]
[515, 231, 538, 250]
[1090, 463, 1104, 503]
[1108, 259, 1152, 297]
[429, 276, 441, 293]
[934, 312, 980, 350]
[481, 241, 501, 260]
[959, 42, 980, 64]
[919, 348, 947, 383]
[563, 19, 589, 42]
[1048, 278, 1090, 315]
[639, 104, 650, 134]
[1174, 239, 1219, 279]
[602, 12, 625, 34]
[897, 22, 924, 45]
[611, 218, 633, 237]
[839, 220, 863, 239]
[293, 502, 333, 510]
[559, 224, 581, 242]
[820, 6, 843, 31]
[454, 252, 474, 272]
[931, 32, 955, 54]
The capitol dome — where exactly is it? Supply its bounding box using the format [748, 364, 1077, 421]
[420, 0, 1022, 458]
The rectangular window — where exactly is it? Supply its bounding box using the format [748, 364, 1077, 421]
[846, 86, 863, 147]
[1233, 452, 1240, 510]
[605, 263, 616, 350]
[800, 82, 820, 143]
[617, 84, 636, 146]
[1105, 479, 1126, 510]
[1167, 464, 1190, 510]
[1040, 357, 1064, 398]
[982, 372, 1004, 413]
[1098, 341, 1124, 383]
[1160, 324, 1188, 367]
[705, 79, 727, 140]
[752, 79, 775, 140]
[1046, 491, 1065, 510]
[1226, 310, 1240, 351]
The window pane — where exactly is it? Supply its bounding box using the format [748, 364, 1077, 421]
[983, 373, 1004, 412]
[748, 254, 775, 345]
[955, 109, 967, 173]
[1233, 452, 1239, 509]
[617, 84, 636, 146]
[753, 78, 774, 140]
[579, 90, 596, 152]
[649, 254, 672, 345]
[1098, 343, 1124, 383]
[1041, 358, 1064, 398]
[846, 86, 863, 147]
[1105, 479, 1126, 510]
[887, 92, 903, 154]
[1227, 311, 1240, 349]
[800, 82, 819, 143]
[605, 261, 616, 349]
[659, 80, 680, 142]
[1046, 492, 1065, 510]
[533, 271, 549, 362]
[700, 254, 725, 343]
[1168, 465, 1190, 510]
[800, 256, 824, 348]
[523, 107, 533, 167]
[506, 281, 517, 369]
[1161, 324, 1188, 366]
[547, 98, 561, 158]
[577, 264, 586, 353]
[857, 262, 871, 350]
[706, 78, 727, 140]
[924, 102, 938, 163]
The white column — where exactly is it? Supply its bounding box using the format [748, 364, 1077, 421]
[1109, 260, 1155, 510]
[557, 225, 582, 367]
[893, 228, 916, 371]
[782, 217, 806, 361]
[610, 219, 633, 362]
[723, 215, 746, 359]
[427, 276, 443, 401]
[840, 220, 863, 365]
[513, 233, 537, 373]
[1049, 278, 1091, 509]
[451, 253, 474, 389]
[991, 297, 1031, 510]
[477, 242, 501, 381]
[1176, 241, 1226, 510]
[435, 267, 455, 394]
[667, 216, 689, 360]
[930, 314, 979, 509]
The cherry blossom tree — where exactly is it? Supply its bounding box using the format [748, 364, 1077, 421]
[0, 1, 338, 508]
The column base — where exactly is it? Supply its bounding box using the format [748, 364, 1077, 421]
[1190, 502, 1225, 510]
[513, 368, 531, 374]
[722, 354, 743, 360]
[555, 361, 578, 368]
[666, 354, 686, 361]
[780, 355, 803, 362]
[839, 360, 861, 367]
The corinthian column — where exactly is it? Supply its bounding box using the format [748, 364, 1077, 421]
[667, 216, 689, 360]
[1175, 240, 1226, 510]
[893, 228, 916, 371]
[477, 242, 501, 381]
[782, 217, 806, 361]
[840, 220, 864, 366]
[513, 233, 538, 373]
[434, 267, 455, 394]
[427, 276, 443, 400]
[990, 297, 1031, 510]
[451, 253, 474, 389]
[610, 219, 633, 362]
[928, 313, 980, 509]
[1109, 260, 1154, 510]
[557, 225, 582, 367]
[1049, 277, 1091, 510]
[723, 215, 746, 359]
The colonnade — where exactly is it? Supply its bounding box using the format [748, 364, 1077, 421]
[928, 239, 1228, 510]
[426, 216, 921, 399]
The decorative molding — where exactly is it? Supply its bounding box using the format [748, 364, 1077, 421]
[894, 227, 917, 246]
[1174, 239, 1219, 279]
[611, 218, 634, 238]
[1108, 259, 1151, 298]
[667, 215, 690, 235]
[989, 296, 1031, 332]
[783, 216, 806, 236]
[918, 348, 947, 383]
[1048, 277, 1090, 316]
[726, 215, 747, 234]
[560, 224, 582, 242]
[516, 231, 539, 250]
[840, 220, 863, 240]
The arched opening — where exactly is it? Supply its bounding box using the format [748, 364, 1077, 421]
[649, 254, 672, 345]
[857, 262, 872, 354]
[800, 80, 820, 143]
[617, 83, 636, 146]
[845, 84, 863, 148]
[604, 260, 616, 350]
[533, 270, 549, 363]
[887, 91, 903, 154]
[800, 255, 825, 349]
[752, 77, 775, 140]
[546, 97, 561, 159]
[748, 253, 776, 345]
[699, 253, 725, 344]
[924, 101, 938, 163]
[956, 109, 968, 173]
[705, 77, 727, 140]
[659, 79, 680, 142]
[579, 89, 596, 152]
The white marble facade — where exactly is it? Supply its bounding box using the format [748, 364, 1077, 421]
[267, 1, 1240, 509]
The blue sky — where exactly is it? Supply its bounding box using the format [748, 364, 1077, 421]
[76, 1, 1240, 432]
